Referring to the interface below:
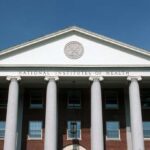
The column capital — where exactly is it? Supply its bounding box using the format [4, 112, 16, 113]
[89, 76, 104, 81]
[44, 76, 59, 81]
[127, 76, 142, 81]
[6, 76, 21, 81]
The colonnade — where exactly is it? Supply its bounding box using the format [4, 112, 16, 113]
[3, 76, 144, 150]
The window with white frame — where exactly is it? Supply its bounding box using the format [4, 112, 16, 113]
[67, 91, 81, 109]
[141, 91, 150, 109]
[106, 121, 120, 139]
[29, 90, 43, 109]
[0, 121, 5, 138]
[143, 121, 150, 138]
[0, 91, 7, 108]
[28, 121, 42, 139]
[67, 121, 81, 140]
[105, 91, 119, 109]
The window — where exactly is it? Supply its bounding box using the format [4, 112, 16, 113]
[67, 121, 81, 140]
[106, 121, 120, 139]
[0, 91, 7, 108]
[105, 91, 118, 109]
[67, 91, 81, 109]
[0, 121, 5, 138]
[141, 91, 150, 109]
[28, 121, 42, 139]
[29, 90, 43, 109]
[143, 122, 150, 139]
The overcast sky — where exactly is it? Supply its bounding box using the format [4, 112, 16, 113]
[0, 0, 150, 51]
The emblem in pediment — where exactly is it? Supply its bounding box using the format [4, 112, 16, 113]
[64, 41, 84, 59]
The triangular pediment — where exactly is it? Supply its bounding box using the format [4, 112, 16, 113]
[0, 26, 150, 67]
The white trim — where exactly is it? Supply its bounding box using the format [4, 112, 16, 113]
[144, 138, 150, 141]
[127, 76, 142, 81]
[1, 64, 150, 68]
[63, 145, 86, 150]
[89, 76, 104, 81]
[6, 76, 21, 81]
[44, 76, 59, 81]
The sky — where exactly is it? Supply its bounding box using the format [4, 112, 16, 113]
[0, 0, 150, 51]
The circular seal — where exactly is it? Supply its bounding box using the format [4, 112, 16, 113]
[64, 41, 84, 59]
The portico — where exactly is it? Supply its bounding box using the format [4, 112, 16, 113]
[0, 74, 148, 150]
[0, 26, 150, 150]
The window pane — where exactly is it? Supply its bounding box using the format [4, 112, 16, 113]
[67, 121, 81, 139]
[68, 91, 81, 109]
[0, 91, 7, 108]
[142, 96, 150, 108]
[143, 122, 150, 138]
[0, 121, 5, 138]
[30, 90, 43, 108]
[106, 121, 119, 139]
[29, 121, 42, 138]
[105, 92, 118, 109]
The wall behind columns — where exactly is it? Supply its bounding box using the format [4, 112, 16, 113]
[0, 88, 8, 150]
[124, 88, 132, 150]
[17, 88, 24, 150]
[104, 89, 127, 150]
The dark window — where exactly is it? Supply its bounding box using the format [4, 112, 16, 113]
[67, 91, 81, 109]
[141, 91, 150, 109]
[105, 91, 119, 109]
[0, 91, 7, 108]
[29, 90, 43, 109]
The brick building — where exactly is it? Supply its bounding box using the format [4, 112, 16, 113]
[0, 27, 150, 150]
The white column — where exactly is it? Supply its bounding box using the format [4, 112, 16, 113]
[4, 76, 21, 150]
[128, 76, 144, 150]
[89, 76, 104, 150]
[44, 76, 59, 150]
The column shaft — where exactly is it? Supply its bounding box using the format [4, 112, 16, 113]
[91, 78, 104, 150]
[4, 78, 19, 150]
[129, 78, 144, 150]
[44, 78, 57, 150]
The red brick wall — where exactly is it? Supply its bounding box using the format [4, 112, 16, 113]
[21, 88, 46, 150]
[58, 88, 91, 150]
[103, 89, 127, 150]
[58, 88, 127, 150]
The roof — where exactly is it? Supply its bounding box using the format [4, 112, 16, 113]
[0, 26, 150, 57]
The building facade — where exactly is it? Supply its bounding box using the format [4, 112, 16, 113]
[0, 27, 150, 150]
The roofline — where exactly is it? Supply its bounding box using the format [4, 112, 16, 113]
[0, 64, 150, 68]
[0, 26, 150, 57]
